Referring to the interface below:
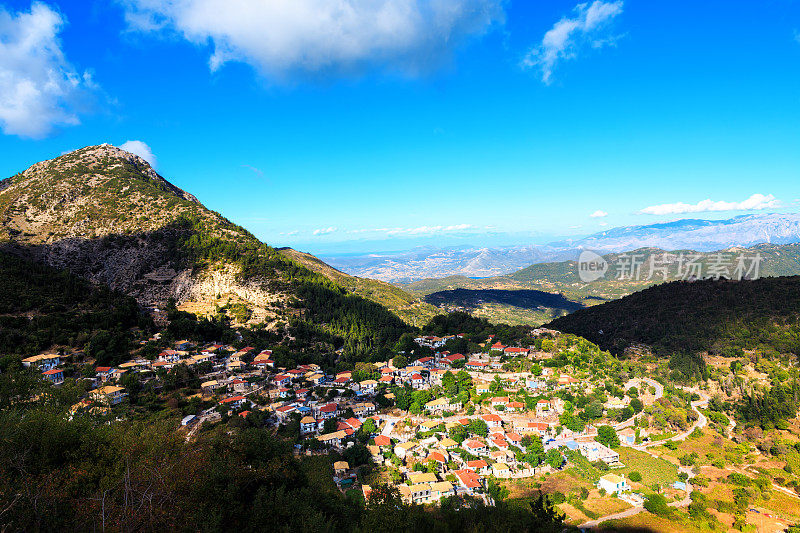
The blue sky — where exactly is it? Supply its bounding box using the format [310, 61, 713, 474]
[1, 0, 799, 254]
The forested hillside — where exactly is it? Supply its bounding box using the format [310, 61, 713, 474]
[0, 250, 143, 364]
[0, 145, 414, 361]
[547, 276, 800, 358]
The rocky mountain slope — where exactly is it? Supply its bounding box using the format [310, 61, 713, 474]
[0, 145, 418, 356]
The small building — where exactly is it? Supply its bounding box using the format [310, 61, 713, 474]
[598, 473, 629, 495]
[300, 416, 318, 435]
[333, 461, 350, 479]
[90, 385, 127, 405]
[42, 368, 64, 385]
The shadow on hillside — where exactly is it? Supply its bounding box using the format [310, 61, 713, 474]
[424, 288, 584, 314]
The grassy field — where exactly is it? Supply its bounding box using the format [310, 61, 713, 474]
[599, 511, 704, 533]
[616, 447, 678, 487]
[583, 496, 631, 516]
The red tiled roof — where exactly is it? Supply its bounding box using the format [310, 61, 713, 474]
[374, 435, 391, 446]
[467, 460, 488, 469]
[220, 395, 245, 404]
[428, 452, 446, 463]
[455, 469, 482, 489]
[43, 368, 62, 375]
[96, 366, 112, 372]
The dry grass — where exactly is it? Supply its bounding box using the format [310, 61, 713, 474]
[583, 496, 631, 516]
[599, 511, 702, 533]
[557, 503, 589, 525]
[501, 471, 588, 500]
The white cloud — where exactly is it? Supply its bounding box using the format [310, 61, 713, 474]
[590, 210, 608, 218]
[313, 226, 337, 236]
[119, 140, 157, 167]
[639, 193, 781, 215]
[346, 224, 476, 237]
[241, 164, 264, 179]
[521, 0, 623, 84]
[0, 2, 97, 138]
[121, 0, 504, 80]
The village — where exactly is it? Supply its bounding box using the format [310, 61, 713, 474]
[22, 328, 703, 526]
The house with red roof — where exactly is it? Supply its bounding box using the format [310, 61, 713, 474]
[410, 374, 425, 389]
[506, 432, 523, 446]
[506, 401, 525, 412]
[490, 397, 509, 409]
[454, 469, 483, 490]
[427, 451, 447, 468]
[374, 435, 391, 447]
[490, 437, 509, 450]
[273, 374, 292, 386]
[464, 440, 487, 455]
[96, 366, 114, 382]
[219, 395, 247, 410]
[481, 414, 503, 428]
[43, 368, 64, 385]
[466, 361, 488, 371]
[466, 459, 490, 475]
[317, 402, 338, 419]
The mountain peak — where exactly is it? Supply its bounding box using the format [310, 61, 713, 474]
[0, 144, 201, 244]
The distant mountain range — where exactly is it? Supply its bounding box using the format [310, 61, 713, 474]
[324, 213, 800, 282]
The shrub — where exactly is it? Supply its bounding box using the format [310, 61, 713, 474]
[629, 471, 642, 482]
[643, 494, 671, 517]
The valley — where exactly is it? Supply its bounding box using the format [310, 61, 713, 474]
[2, 146, 800, 533]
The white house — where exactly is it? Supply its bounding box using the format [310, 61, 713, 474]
[598, 474, 629, 494]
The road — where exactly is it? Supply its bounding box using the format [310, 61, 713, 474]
[580, 386, 707, 529]
[639, 387, 708, 448]
[614, 378, 664, 431]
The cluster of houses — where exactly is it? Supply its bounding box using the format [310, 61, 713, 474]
[22, 331, 658, 510]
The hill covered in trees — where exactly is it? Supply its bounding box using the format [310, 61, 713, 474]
[546, 276, 800, 358]
[0, 145, 415, 361]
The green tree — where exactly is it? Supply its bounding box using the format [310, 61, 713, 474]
[595, 425, 620, 448]
[442, 371, 457, 396]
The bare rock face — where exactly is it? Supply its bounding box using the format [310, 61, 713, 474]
[0, 145, 283, 310]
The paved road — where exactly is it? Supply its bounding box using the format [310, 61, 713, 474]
[613, 378, 664, 432]
[579, 504, 645, 529]
[639, 387, 708, 448]
[581, 387, 706, 529]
